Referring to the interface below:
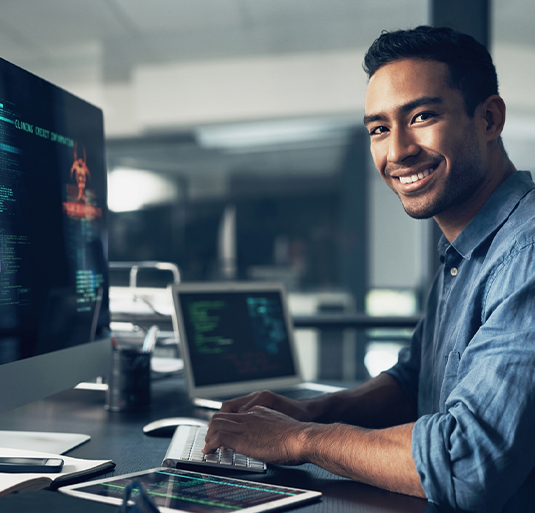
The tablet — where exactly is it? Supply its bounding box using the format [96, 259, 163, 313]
[60, 467, 322, 512]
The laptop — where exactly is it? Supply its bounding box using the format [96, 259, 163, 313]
[169, 281, 343, 409]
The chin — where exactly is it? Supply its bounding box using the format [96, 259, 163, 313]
[403, 207, 435, 220]
[397, 183, 455, 219]
[399, 198, 440, 220]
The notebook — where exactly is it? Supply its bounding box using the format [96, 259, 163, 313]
[169, 282, 342, 408]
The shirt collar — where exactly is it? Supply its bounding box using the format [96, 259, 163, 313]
[438, 171, 535, 260]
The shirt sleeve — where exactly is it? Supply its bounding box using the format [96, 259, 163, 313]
[412, 244, 535, 512]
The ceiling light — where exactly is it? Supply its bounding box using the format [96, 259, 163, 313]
[108, 168, 178, 212]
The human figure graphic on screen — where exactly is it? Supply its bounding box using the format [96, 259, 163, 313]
[70, 142, 90, 202]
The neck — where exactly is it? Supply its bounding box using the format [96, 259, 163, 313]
[435, 156, 516, 243]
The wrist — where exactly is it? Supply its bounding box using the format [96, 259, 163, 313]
[295, 422, 331, 462]
[306, 391, 345, 423]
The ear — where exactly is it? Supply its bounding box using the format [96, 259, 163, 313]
[479, 95, 506, 142]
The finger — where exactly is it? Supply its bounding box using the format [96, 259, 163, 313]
[208, 413, 254, 436]
[237, 391, 278, 412]
[203, 429, 242, 455]
[220, 393, 258, 413]
[203, 424, 240, 454]
[237, 397, 262, 413]
[209, 411, 245, 425]
[204, 410, 270, 452]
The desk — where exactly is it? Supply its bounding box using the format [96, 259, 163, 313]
[0, 375, 437, 513]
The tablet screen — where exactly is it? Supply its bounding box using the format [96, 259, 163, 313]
[61, 467, 321, 513]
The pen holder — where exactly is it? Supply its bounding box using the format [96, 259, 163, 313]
[106, 348, 151, 412]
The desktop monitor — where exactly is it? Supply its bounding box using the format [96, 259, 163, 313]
[0, 57, 110, 415]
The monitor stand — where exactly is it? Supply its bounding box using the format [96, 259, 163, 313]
[0, 430, 90, 454]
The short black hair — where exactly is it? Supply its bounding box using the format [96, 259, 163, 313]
[363, 26, 499, 116]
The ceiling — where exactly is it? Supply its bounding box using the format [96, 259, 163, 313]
[0, 0, 429, 83]
[0, 0, 531, 85]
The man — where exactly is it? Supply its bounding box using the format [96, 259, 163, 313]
[203, 26, 535, 512]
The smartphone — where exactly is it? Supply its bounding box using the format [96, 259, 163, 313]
[0, 456, 64, 473]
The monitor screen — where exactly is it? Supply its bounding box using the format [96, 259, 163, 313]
[178, 290, 296, 387]
[0, 57, 110, 414]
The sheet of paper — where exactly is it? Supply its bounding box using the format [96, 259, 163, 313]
[0, 431, 90, 454]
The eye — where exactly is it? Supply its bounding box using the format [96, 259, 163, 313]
[369, 125, 388, 136]
[413, 111, 435, 123]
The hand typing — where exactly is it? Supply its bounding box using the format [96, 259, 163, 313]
[203, 404, 315, 466]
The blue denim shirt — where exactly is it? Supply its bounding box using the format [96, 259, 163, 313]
[387, 171, 535, 512]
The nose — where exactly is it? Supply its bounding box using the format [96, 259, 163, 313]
[387, 128, 420, 163]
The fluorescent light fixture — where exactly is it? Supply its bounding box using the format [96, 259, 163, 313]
[365, 289, 418, 317]
[108, 167, 178, 212]
[196, 119, 348, 149]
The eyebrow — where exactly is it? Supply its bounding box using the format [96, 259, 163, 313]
[363, 96, 444, 126]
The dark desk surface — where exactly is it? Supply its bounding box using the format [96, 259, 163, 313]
[0, 375, 436, 513]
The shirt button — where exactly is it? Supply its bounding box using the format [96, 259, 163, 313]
[450, 267, 458, 276]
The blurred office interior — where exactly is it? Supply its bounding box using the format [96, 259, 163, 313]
[2, 0, 534, 382]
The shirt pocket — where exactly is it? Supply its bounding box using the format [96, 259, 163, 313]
[439, 351, 461, 412]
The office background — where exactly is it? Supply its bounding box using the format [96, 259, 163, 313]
[1, 0, 533, 380]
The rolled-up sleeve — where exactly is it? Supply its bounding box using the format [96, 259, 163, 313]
[412, 245, 535, 512]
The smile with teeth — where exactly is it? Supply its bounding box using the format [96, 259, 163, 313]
[398, 167, 434, 184]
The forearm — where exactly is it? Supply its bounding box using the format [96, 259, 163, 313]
[309, 373, 417, 428]
[299, 420, 425, 498]
[205, 400, 424, 498]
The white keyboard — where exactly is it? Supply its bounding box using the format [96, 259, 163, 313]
[162, 424, 267, 473]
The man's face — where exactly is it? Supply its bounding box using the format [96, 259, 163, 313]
[364, 58, 487, 220]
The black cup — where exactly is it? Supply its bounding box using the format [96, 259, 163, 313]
[106, 348, 151, 412]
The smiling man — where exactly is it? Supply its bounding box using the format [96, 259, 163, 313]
[204, 26, 535, 512]
[363, 55, 514, 242]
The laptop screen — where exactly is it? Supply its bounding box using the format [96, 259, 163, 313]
[177, 288, 296, 387]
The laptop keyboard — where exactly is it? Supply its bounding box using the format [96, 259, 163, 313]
[162, 424, 267, 473]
